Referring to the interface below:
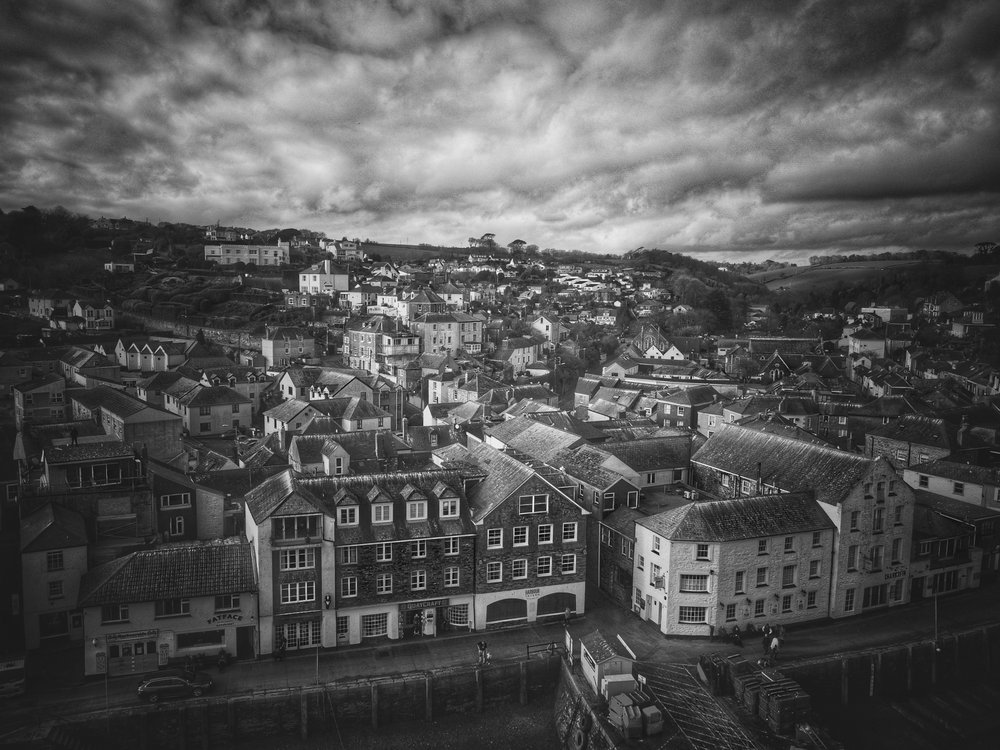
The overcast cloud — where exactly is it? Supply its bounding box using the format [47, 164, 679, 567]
[1, 0, 998, 261]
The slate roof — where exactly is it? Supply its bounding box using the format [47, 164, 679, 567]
[867, 415, 955, 450]
[70, 386, 160, 419]
[501, 399, 560, 419]
[137, 371, 187, 391]
[20, 503, 88, 553]
[637, 492, 834, 542]
[910, 459, 999, 485]
[914, 489, 1000, 522]
[13, 373, 63, 392]
[601, 435, 693, 471]
[524, 412, 608, 441]
[78, 538, 257, 606]
[490, 420, 586, 463]
[658, 385, 721, 407]
[300, 470, 474, 545]
[602, 507, 644, 537]
[244, 468, 332, 522]
[239, 431, 287, 468]
[735, 414, 835, 447]
[289, 434, 328, 466]
[552, 446, 625, 490]
[264, 398, 316, 423]
[465, 443, 538, 522]
[692, 424, 874, 505]
[179, 384, 251, 407]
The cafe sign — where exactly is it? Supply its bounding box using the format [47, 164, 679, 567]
[208, 613, 244, 625]
[107, 628, 158, 643]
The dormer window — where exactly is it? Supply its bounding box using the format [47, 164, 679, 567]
[338, 506, 358, 526]
[407, 500, 427, 521]
[372, 503, 393, 524]
[440, 498, 459, 519]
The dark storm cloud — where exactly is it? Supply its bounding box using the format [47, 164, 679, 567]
[0, 0, 997, 259]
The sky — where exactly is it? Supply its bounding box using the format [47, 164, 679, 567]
[1, 0, 998, 263]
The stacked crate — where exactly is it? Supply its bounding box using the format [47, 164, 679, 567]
[732, 670, 764, 714]
[756, 673, 811, 734]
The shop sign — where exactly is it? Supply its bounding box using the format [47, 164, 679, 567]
[208, 613, 244, 625]
[106, 628, 158, 643]
[525, 588, 541, 598]
[883, 567, 907, 581]
[400, 598, 449, 612]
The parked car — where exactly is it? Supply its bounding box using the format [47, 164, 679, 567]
[136, 671, 213, 703]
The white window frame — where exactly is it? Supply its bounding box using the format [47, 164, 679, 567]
[338, 506, 358, 527]
[561, 522, 578, 543]
[537, 524, 553, 544]
[372, 504, 393, 524]
[280, 548, 316, 571]
[512, 526, 528, 546]
[376, 573, 392, 594]
[537, 556, 553, 576]
[439, 498, 459, 518]
[487, 528, 503, 549]
[410, 569, 427, 591]
[560, 554, 576, 575]
[408, 500, 428, 520]
[518, 494, 548, 514]
[341, 576, 358, 598]
[411, 540, 427, 558]
[160, 493, 191, 509]
[512, 558, 528, 579]
[444, 536, 460, 556]
[281, 581, 316, 604]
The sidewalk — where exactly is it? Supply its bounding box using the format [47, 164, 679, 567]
[12, 581, 1000, 720]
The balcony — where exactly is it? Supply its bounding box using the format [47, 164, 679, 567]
[381, 344, 420, 356]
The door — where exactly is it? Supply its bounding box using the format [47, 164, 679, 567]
[422, 608, 436, 636]
[236, 626, 253, 659]
[911, 577, 925, 601]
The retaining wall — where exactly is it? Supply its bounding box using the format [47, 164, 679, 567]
[45, 656, 562, 750]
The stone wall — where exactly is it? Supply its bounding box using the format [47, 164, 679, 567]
[43, 654, 562, 750]
[118, 313, 262, 352]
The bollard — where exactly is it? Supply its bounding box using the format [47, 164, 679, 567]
[300, 689, 308, 740]
[425, 675, 433, 721]
[519, 662, 528, 706]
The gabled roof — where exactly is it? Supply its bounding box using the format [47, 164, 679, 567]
[486, 418, 586, 463]
[692, 424, 874, 505]
[179, 384, 251, 407]
[78, 538, 257, 606]
[637, 493, 834, 542]
[20, 503, 88, 553]
[264, 398, 317, 423]
[244, 468, 332, 522]
[465, 443, 541, 522]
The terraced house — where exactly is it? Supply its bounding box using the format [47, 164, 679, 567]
[463, 443, 588, 629]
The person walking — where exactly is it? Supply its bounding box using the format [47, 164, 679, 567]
[769, 634, 781, 663]
[761, 624, 772, 656]
[477, 640, 488, 666]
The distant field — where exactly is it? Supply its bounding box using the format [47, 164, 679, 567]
[749, 259, 928, 292]
[362, 242, 474, 262]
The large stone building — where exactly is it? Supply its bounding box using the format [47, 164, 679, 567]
[692, 424, 916, 619]
[632, 493, 836, 636]
[204, 244, 289, 266]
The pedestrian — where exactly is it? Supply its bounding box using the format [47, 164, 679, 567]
[769, 635, 780, 662]
[69, 426, 79, 446]
[477, 640, 488, 666]
[563, 607, 572, 628]
[761, 624, 772, 655]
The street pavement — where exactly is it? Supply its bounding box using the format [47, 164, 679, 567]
[3, 582, 999, 733]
